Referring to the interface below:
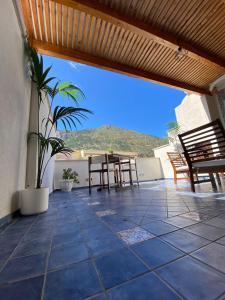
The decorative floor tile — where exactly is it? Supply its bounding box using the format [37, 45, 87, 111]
[88, 202, 100, 206]
[117, 227, 155, 245]
[158, 256, 225, 300]
[96, 210, 116, 217]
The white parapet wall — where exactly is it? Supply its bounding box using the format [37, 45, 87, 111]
[54, 157, 163, 189]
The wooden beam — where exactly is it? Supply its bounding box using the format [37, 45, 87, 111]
[32, 40, 210, 95]
[50, 0, 225, 70]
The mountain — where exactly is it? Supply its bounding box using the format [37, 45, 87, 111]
[60, 125, 166, 157]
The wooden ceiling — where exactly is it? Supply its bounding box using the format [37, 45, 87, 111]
[20, 0, 225, 94]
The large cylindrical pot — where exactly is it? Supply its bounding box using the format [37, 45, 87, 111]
[20, 188, 49, 215]
[60, 180, 74, 192]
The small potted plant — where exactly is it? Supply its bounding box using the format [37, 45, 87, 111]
[61, 168, 79, 192]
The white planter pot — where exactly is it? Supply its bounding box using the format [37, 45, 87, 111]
[20, 188, 49, 215]
[60, 180, 74, 192]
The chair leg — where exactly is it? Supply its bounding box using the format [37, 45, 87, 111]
[209, 173, 217, 190]
[189, 170, 195, 192]
[173, 170, 177, 185]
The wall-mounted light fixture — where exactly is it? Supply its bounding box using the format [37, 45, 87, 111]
[176, 46, 188, 61]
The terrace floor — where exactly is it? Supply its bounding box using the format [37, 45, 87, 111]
[2, 180, 225, 299]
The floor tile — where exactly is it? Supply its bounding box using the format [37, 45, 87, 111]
[180, 212, 210, 221]
[160, 229, 210, 253]
[95, 248, 148, 289]
[141, 220, 179, 236]
[192, 243, 225, 273]
[0, 276, 43, 300]
[48, 241, 89, 270]
[52, 231, 83, 248]
[205, 217, 225, 229]
[0, 253, 46, 284]
[45, 260, 102, 300]
[96, 210, 116, 217]
[12, 237, 51, 258]
[108, 272, 179, 300]
[164, 216, 198, 228]
[185, 223, 225, 241]
[158, 256, 225, 300]
[117, 227, 155, 245]
[132, 238, 184, 269]
[217, 236, 225, 246]
[87, 236, 124, 257]
[89, 293, 107, 300]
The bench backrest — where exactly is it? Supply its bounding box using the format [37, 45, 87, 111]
[178, 119, 225, 166]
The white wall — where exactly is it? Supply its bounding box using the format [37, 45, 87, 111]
[175, 93, 211, 132]
[54, 157, 163, 189]
[153, 144, 175, 178]
[0, 1, 31, 219]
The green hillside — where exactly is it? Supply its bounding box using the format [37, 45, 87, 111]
[60, 125, 166, 157]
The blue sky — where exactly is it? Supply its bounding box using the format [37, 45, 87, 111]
[43, 55, 185, 138]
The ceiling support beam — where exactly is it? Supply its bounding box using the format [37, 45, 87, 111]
[32, 40, 210, 95]
[50, 0, 225, 70]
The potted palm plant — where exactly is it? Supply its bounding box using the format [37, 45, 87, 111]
[61, 168, 79, 192]
[20, 47, 91, 215]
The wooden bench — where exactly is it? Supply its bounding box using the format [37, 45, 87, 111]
[178, 119, 225, 192]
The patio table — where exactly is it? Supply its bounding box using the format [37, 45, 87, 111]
[88, 153, 139, 194]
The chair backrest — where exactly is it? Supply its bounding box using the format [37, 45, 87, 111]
[167, 152, 187, 170]
[178, 119, 225, 166]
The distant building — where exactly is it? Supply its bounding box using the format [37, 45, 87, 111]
[56, 149, 138, 160]
[153, 93, 212, 178]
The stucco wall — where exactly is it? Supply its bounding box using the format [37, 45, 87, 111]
[0, 1, 31, 218]
[54, 157, 163, 189]
[175, 93, 211, 132]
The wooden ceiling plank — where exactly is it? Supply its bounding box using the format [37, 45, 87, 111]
[184, 1, 221, 41]
[30, 0, 42, 40]
[21, 0, 34, 39]
[49, 1, 56, 44]
[56, 3, 62, 45]
[36, 0, 46, 41]
[134, 38, 151, 68]
[102, 22, 115, 58]
[32, 40, 210, 94]
[110, 27, 126, 60]
[83, 14, 91, 52]
[96, 20, 107, 55]
[62, 4, 68, 46]
[87, 16, 96, 53]
[48, 0, 225, 69]
[118, 31, 134, 64]
[126, 34, 143, 65]
[72, 9, 79, 48]
[67, 7, 73, 48]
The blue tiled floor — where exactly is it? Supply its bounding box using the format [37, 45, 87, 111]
[1, 180, 225, 299]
